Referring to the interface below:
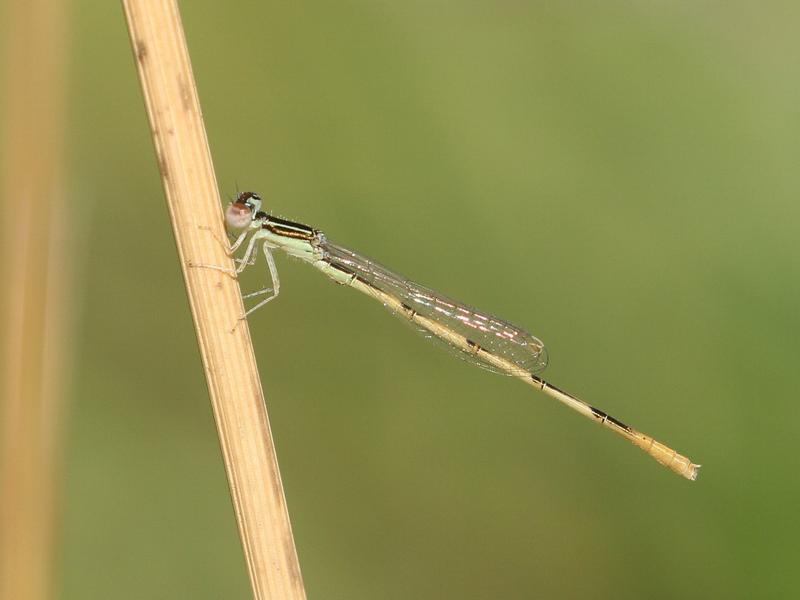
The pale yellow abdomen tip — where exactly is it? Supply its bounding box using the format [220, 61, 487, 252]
[633, 433, 700, 481]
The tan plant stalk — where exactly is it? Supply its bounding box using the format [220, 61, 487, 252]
[0, 1, 69, 599]
[122, 1, 306, 597]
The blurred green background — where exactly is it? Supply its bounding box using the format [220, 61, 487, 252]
[31, 1, 800, 598]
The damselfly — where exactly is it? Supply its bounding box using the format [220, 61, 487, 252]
[202, 192, 699, 480]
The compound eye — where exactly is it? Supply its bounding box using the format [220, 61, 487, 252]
[225, 201, 254, 229]
[236, 191, 260, 204]
[235, 191, 263, 212]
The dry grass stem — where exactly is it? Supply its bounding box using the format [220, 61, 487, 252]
[0, 1, 69, 599]
[122, 1, 306, 597]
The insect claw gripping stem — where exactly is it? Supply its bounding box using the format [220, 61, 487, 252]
[187, 259, 238, 278]
[196, 224, 234, 254]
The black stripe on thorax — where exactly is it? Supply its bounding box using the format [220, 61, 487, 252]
[264, 215, 316, 240]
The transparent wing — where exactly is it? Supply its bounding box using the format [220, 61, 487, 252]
[318, 238, 548, 376]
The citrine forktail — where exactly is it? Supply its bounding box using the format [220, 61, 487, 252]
[199, 192, 699, 480]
